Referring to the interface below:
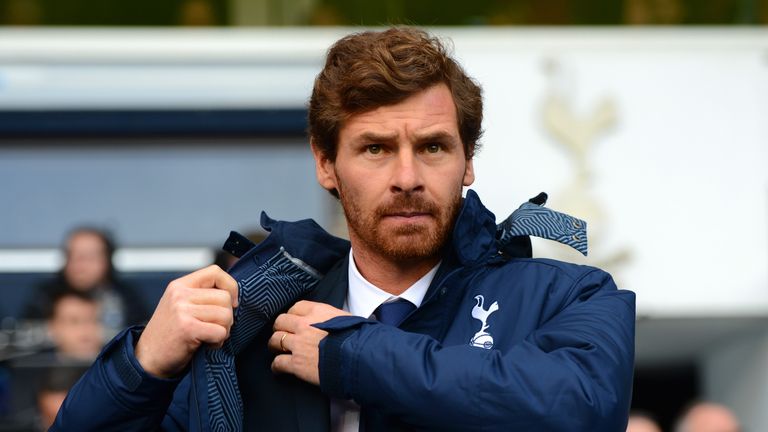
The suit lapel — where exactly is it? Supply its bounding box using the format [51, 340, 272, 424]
[306, 254, 348, 308]
[293, 254, 349, 432]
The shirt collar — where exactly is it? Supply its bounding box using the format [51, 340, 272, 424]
[345, 249, 440, 319]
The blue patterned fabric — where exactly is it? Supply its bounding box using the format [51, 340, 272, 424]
[497, 199, 588, 256]
[203, 212, 350, 432]
[205, 248, 322, 432]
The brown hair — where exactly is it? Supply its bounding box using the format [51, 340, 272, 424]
[308, 27, 483, 162]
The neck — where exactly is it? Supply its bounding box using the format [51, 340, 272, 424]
[351, 245, 440, 296]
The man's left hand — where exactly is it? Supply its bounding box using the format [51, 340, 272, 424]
[269, 300, 350, 385]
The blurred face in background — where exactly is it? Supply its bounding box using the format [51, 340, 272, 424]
[64, 231, 110, 291]
[680, 403, 741, 432]
[48, 295, 103, 360]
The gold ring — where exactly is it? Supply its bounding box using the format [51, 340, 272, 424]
[280, 333, 288, 352]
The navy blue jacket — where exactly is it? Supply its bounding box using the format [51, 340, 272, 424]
[53, 191, 635, 431]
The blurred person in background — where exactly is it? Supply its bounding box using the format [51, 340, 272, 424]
[46, 291, 104, 362]
[675, 402, 741, 432]
[0, 293, 98, 431]
[23, 227, 150, 331]
[35, 366, 86, 431]
[627, 411, 662, 432]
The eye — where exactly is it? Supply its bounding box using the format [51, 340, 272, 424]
[425, 143, 441, 153]
[366, 144, 382, 155]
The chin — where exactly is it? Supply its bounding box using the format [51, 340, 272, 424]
[380, 234, 442, 262]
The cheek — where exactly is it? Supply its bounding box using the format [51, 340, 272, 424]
[338, 166, 385, 195]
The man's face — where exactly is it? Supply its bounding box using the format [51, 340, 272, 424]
[64, 232, 109, 291]
[48, 296, 103, 360]
[313, 83, 475, 264]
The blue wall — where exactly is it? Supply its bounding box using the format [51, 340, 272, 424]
[0, 138, 334, 247]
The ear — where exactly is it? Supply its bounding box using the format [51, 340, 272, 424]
[311, 139, 338, 192]
[462, 158, 475, 187]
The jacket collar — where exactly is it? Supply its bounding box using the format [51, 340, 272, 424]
[415, 190, 500, 311]
[447, 189, 499, 267]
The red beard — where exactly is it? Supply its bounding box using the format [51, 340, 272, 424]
[339, 185, 462, 263]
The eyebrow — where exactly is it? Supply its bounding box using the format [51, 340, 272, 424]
[356, 131, 398, 143]
[412, 130, 458, 144]
[353, 130, 458, 145]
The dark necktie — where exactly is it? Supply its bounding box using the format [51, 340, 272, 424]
[373, 298, 416, 327]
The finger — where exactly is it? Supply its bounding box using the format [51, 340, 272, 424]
[174, 265, 239, 307]
[286, 301, 349, 322]
[188, 304, 233, 329]
[192, 320, 229, 346]
[286, 300, 315, 316]
[271, 353, 292, 375]
[273, 313, 302, 334]
[267, 331, 280, 352]
[267, 331, 290, 353]
[187, 288, 233, 309]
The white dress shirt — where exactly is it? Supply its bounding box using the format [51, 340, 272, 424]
[331, 250, 440, 432]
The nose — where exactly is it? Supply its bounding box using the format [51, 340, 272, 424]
[390, 149, 424, 194]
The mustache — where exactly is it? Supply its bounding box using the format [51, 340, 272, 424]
[375, 194, 439, 218]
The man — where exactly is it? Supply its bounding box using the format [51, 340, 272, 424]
[53, 27, 635, 431]
[1, 292, 100, 429]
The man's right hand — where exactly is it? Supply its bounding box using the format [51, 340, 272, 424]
[134, 265, 238, 378]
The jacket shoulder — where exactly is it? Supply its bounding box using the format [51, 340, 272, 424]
[500, 257, 609, 283]
[488, 257, 634, 309]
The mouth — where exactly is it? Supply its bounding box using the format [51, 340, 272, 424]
[381, 211, 433, 222]
[387, 211, 430, 217]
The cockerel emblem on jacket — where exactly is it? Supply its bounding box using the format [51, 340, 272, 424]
[470, 295, 499, 349]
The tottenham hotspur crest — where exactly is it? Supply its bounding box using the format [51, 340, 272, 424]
[470, 295, 499, 349]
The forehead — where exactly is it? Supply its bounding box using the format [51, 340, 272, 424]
[54, 296, 97, 314]
[68, 232, 105, 250]
[340, 84, 459, 140]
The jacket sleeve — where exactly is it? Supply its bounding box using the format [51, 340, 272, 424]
[316, 269, 635, 431]
[51, 327, 191, 432]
